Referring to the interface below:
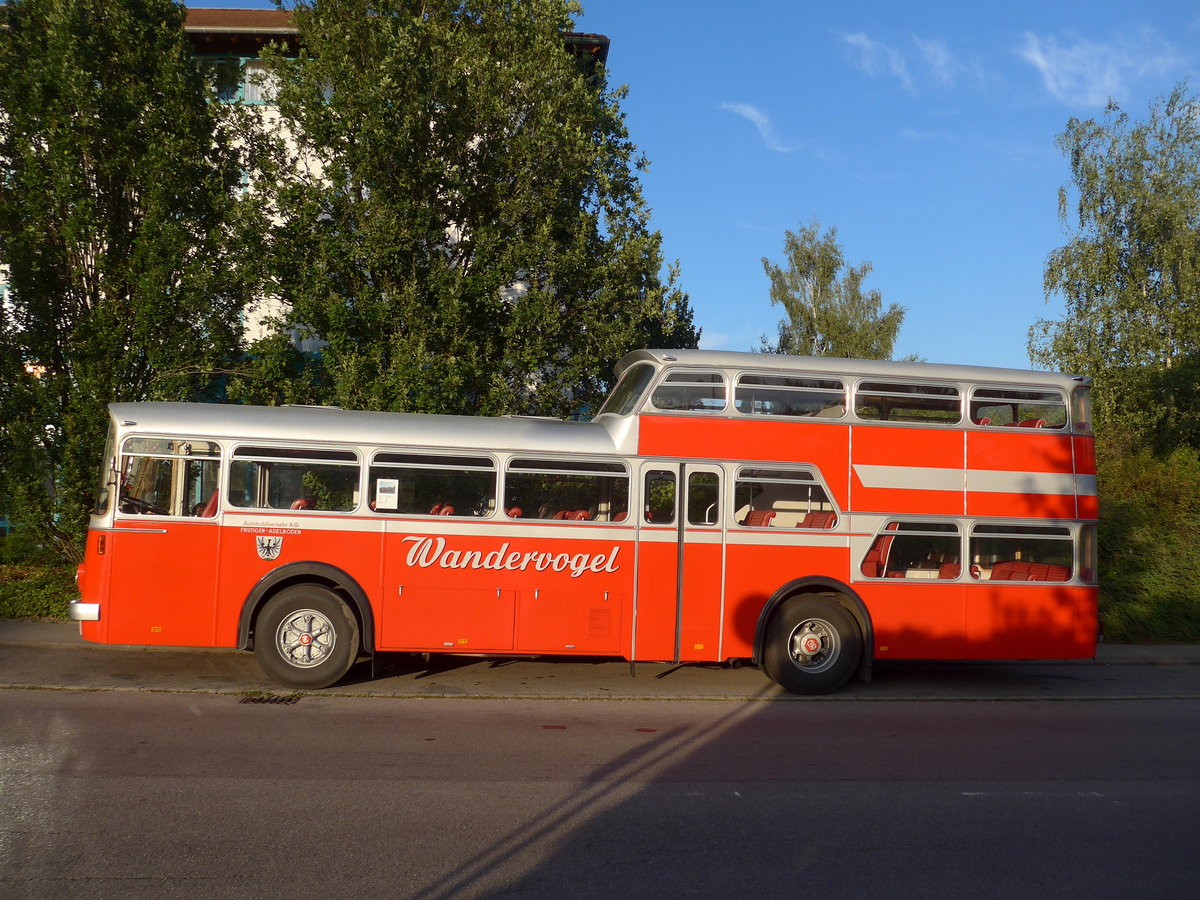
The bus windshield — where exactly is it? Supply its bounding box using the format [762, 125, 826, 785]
[597, 362, 656, 416]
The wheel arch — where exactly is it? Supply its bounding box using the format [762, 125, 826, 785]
[238, 561, 376, 654]
[751, 576, 874, 683]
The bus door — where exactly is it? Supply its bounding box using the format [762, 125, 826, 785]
[634, 463, 725, 662]
[104, 437, 222, 646]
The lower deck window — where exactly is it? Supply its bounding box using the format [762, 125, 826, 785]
[369, 453, 496, 516]
[505, 458, 629, 522]
[861, 522, 961, 579]
[229, 447, 359, 512]
[118, 438, 220, 518]
[734, 467, 837, 528]
[970, 524, 1073, 581]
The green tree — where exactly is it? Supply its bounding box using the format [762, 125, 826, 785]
[760, 219, 907, 360]
[1031, 84, 1200, 644]
[0, 0, 264, 562]
[241, 0, 697, 417]
[1029, 83, 1200, 449]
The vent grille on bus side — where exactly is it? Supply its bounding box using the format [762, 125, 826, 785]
[588, 608, 611, 638]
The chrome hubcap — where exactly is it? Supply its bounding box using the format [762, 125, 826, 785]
[787, 617, 840, 673]
[275, 608, 335, 668]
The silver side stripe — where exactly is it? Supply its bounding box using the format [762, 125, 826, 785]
[854, 465, 1096, 497]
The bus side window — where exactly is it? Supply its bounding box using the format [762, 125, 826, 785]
[643, 470, 676, 524]
[734, 374, 845, 418]
[368, 453, 496, 516]
[229, 447, 360, 512]
[505, 458, 629, 522]
[118, 438, 220, 517]
[686, 471, 720, 526]
[860, 522, 960, 579]
[969, 387, 1067, 429]
[733, 466, 837, 528]
[855, 382, 961, 425]
[651, 371, 727, 413]
[969, 523, 1073, 582]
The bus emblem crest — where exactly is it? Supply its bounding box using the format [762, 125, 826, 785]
[256, 536, 283, 561]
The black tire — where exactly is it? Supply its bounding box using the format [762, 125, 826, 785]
[253, 585, 360, 689]
[762, 596, 861, 694]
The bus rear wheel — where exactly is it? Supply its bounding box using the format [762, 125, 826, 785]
[254, 586, 360, 689]
[763, 596, 861, 694]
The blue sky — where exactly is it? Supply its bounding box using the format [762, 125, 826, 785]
[207, 1, 1200, 371]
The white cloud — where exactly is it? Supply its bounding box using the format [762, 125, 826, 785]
[843, 32, 914, 92]
[718, 102, 800, 153]
[1017, 28, 1189, 107]
[841, 32, 978, 94]
[913, 37, 957, 87]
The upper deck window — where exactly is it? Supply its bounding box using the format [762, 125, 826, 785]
[598, 362, 657, 416]
[969, 387, 1067, 429]
[650, 371, 727, 413]
[855, 381, 961, 425]
[735, 374, 845, 418]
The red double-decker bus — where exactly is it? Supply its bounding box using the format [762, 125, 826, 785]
[72, 349, 1098, 693]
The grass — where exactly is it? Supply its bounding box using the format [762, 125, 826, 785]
[0, 562, 76, 620]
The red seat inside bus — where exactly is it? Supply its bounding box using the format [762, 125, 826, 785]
[799, 511, 836, 529]
[741, 509, 776, 527]
[990, 560, 1070, 581]
[199, 490, 219, 518]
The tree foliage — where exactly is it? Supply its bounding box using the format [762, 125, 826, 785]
[241, 0, 697, 417]
[1030, 83, 1200, 643]
[1030, 83, 1200, 449]
[1096, 446, 1200, 642]
[0, 0, 263, 561]
[760, 219, 906, 360]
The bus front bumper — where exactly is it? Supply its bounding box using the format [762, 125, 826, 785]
[69, 600, 100, 622]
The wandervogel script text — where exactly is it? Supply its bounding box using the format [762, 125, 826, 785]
[401, 536, 621, 578]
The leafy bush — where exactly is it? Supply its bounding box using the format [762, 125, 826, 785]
[1098, 446, 1200, 641]
[0, 562, 75, 620]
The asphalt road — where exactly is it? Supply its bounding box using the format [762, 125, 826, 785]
[1, 689, 1198, 899]
[0, 620, 1198, 700]
[1, 622, 1199, 898]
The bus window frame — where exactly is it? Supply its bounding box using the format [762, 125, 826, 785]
[648, 369, 729, 415]
[598, 362, 658, 417]
[853, 380, 963, 426]
[368, 450, 498, 518]
[732, 465, 840, 529]
[503, 455, 631, 523]
[733, 372, 847, 420]
[227, 444, 362, 514]
[969, 522, 1075, 583]
[860, 520, 963, 580]
[115, 435, 222, 519]
[968, 386, 1068, 430]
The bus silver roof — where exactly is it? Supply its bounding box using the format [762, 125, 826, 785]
[108, 402, 628, 457]
[614, 349, 1090, 391]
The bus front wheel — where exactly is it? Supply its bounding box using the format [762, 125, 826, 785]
[762, 596, 860, 694]
[254, 586, 360, 689]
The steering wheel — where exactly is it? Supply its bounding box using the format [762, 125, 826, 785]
[120, 495, 167, 516]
